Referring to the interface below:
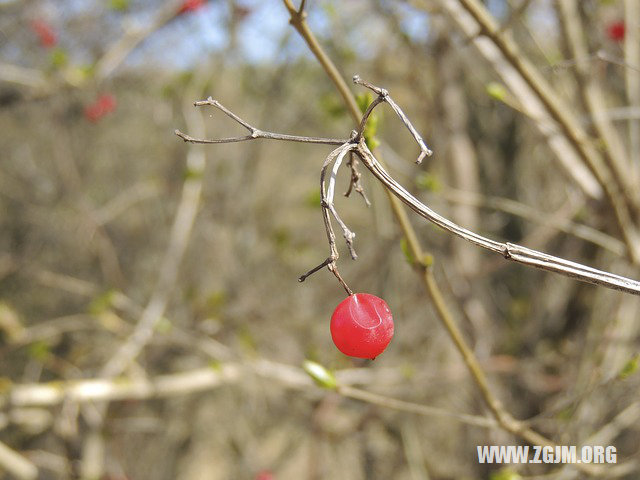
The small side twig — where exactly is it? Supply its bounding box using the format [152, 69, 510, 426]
[299, 142, 357, 294]
[353, 74, 433, 163]
[344, 152, 371, 206]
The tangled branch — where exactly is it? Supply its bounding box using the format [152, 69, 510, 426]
[177, 76, 640, 297]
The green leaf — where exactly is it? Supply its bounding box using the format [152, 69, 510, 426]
[50, 48, 68, 69]
[400, 238, 415, 266]
[303, 360, 337, 390]
[486, 82, 508, 102]
[183, 166, 203, 180]
[415, 172, 440, 192]
[356, 93, 381, 150]
[206, 290, 226, 314]
[490, 469, 522, 480]
[28, 341, 51, 361]
[305, 189, 322, 209]
[356, 92, 373, 114]
[619, 354, 640, 379]
[88, 289, 116, 315]
[109, 0, 130, 11]
[155, 317, 172, 334]
[319, 93, 345, 119]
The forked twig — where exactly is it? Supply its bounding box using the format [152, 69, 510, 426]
[353, 74, 433, 163]
[344, 152, 371, 206]
[175, 97, 347, 146]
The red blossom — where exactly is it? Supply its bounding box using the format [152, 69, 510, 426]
[255, 471, 274, 480]
[177, 0, 206, 15]
[84, 94, 117, 123]
[606, 20, 625, 42]
[31, 19, 57, 48]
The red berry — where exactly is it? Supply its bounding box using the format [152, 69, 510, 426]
[30, 19, 57, 48]
[255, 471, 274, 480]
[177, 0, 206, 15]
[84, 93, 117, 123]
[97, 93, 117, 113]
[606, 21, 625, 42]
[84, 103, 103, 123]
[330, 293, 394, 359]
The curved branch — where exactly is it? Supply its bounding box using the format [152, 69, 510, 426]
[356, 140, 640, 296]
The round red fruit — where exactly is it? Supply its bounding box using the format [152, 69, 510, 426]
[606, 21, 625, 42]
[330, 293, 394, 360]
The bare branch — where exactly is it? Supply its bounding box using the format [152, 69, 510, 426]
[180, 84, 640, 297]
[176, 97, 347, 145]
[0, 442, 37, 480]
[356, 140, 640, 296]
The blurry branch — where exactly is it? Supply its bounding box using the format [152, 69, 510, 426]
[101, 71, 210, 378]
[431, 0, 640, 263]
[586, 400, 640, 447]
[94, 181, 160, 226]
[624, 0, 640, 175]
[0, 360, 496, 430]
[94, 0, 184, 81]
[1, 0, 183, 95]
[0, 442, 37, 480]
[4, 365, 242, 407]
[558, 0, 637, 209]
[439, 42, 481, 277]
[400, 420, 431, 480]
[424, 0, 602, 201]
[282, 0, 361, 123]
[19, 263, 231, 361]
[51, 127, 126, 288]
[439, 188, 626, 256]
[338, 385, 495, 429]
[498, 0, 532, 34]
[0, 63, 47, 90]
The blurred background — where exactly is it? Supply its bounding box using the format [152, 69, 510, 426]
[1, 0, 640, 478]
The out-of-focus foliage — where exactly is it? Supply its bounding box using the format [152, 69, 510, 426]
[1, 1, 639, 479]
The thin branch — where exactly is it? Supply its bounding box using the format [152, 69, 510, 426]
[176, 97, 347, 145]
[440, 188, 626, 256]
[338, 385, 496, 429]
[0, 442, 37, 480]
[356, 139, 640, 296]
